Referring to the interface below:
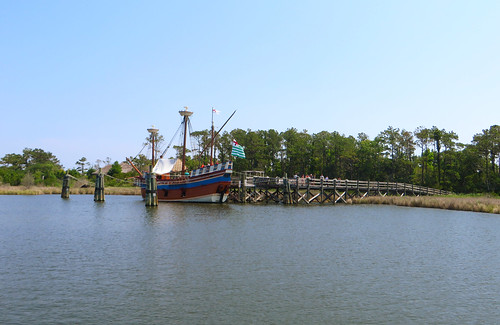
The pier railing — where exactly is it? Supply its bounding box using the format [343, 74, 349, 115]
[229, 176, 449, 204]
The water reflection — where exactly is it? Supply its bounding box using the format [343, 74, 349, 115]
[140, 202, 236, 226]
[143, 206, 160, 224]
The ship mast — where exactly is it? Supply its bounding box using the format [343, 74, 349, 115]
[147, 126, 159, 167]
[196, 110, 237, 164]
[210, 108, 215, 165]
[179, 107, 193, 174]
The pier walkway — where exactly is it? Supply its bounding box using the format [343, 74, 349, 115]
[229, 174, 449, 204]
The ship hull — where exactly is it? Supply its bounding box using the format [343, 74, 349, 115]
[139, 162, 232, 203]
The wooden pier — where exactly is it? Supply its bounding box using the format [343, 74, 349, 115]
[228, 174, 449, 204]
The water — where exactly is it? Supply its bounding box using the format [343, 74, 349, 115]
[1, 195, 499, 324]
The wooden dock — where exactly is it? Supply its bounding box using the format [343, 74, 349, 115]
[228, 175, 449, 204]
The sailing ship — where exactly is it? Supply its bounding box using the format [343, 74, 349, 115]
[132, 107, 233, 203]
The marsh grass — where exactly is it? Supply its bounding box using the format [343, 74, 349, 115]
[353, 195, 500, 214]
[0, 185, 141, 196]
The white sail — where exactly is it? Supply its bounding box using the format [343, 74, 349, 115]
[152, 158, 182, 174]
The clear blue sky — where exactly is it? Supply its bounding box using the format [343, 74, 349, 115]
[1, 0, 499, 169]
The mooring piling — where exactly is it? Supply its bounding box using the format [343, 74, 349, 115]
[94, 169, 105, 202]
[145, 166, 158, 207]
[61, 174, 70, 198]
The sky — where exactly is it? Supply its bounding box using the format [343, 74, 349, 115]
[1, 0, 499, 169]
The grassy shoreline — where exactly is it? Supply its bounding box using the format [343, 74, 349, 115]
[1, 185, 498, 214]
[352, 195, 500, 214]
[0, 185, 141, 195]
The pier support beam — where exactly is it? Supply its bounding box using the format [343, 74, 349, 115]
[283, 177, 289, 205]
[239, 173, 246, 204]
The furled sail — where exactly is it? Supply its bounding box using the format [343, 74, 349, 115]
[152, 158, 182, 174]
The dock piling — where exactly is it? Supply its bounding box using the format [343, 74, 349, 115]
[94, 169, 105, 202]
[145, 166, 158, 207]
[61, 174, 70, 198]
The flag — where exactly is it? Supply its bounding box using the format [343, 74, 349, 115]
[231, 140, 246, 158]
[212, 108, 220, 114]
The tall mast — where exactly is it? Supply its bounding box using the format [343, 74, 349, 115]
[147, 126, 159, 167]
[210, 108, 214, 165]
[179, 107, 193, 174]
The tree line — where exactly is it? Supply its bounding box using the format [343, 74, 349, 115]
[0, 148, 64, 187]
[193, 124, 498, 194]
[0, 149, 135, 187]
[1, 125, 498, 194]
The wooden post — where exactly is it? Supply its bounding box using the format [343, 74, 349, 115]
[265, 180, 269, 204]
[320, 177, 324, 203]
[306, 177, 310, 202]
[61, 174, 70, 198]
[145, 172, 151, 206]
[345, 179, 349, 200]
[333, 179, 337, 204]
[283, 177, 289, 205]
[367, 180, 370, 197]
[145, 166, 158, 207]
[238, 179, 241, 202]
[94, 169, 105, 202]
[282, 173, 293, 205]
[295, 177, 299, 203]
[253, 177, 257, 202]
[240, 173, 246, 204]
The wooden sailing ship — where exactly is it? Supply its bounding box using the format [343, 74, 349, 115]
[134, 107, 233, 203]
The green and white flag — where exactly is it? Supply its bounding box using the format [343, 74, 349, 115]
[231, 140, 246, 158]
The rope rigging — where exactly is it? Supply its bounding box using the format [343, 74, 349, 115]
[159, 122, 183, 158]
[132, 143, 148, 160]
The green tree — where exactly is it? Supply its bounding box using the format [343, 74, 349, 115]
[21, 172, 35, 187]
[431, 126, 444, 187]
[216, 131, 233, 164]
[0, 153, 25, 169]
[311, 131, 331, 177]
[473, 125, 500, 192]
[107, 161, 122, 177]
[281, 128, 312, 177]
[190, 129, 211, 165]
[23, 148, 62, 168]
[356, 134, 384, 180]
[76, 157, 88, 174]
[257, 129, 283, 176]
[415, 127, 431, 185]
[129, 154, 150, 173]
[376, 126, 402, 181]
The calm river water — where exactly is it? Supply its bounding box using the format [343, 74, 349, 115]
[1, 195, 499, 324]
